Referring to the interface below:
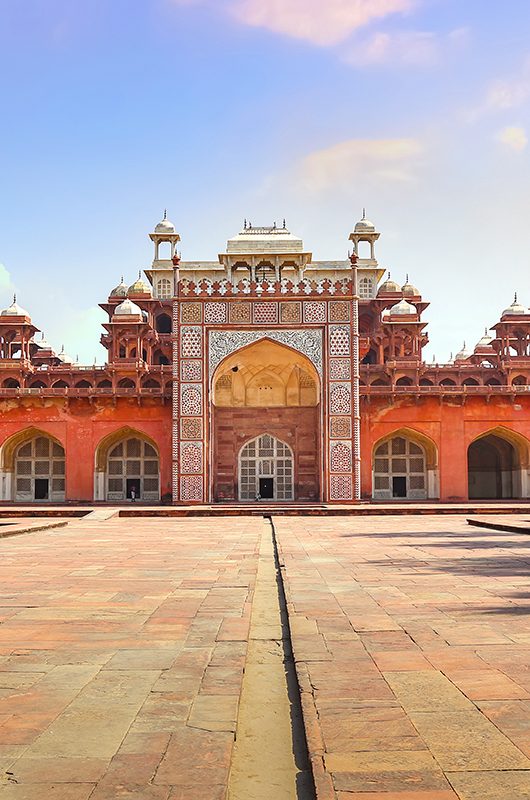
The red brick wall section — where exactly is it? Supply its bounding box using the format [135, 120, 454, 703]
[213, 406, 320, 501]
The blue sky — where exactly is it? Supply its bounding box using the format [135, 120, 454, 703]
[1, 0, 530, 362]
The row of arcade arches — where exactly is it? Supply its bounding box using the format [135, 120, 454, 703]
[1, 426, 529, 503]
[0, 428, 160, 503]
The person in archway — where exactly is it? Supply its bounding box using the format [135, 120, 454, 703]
[255, 490, 261, 502]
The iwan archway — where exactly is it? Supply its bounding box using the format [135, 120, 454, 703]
[467, 428, 530, 499]
[210, 338, 321, 501]
[94, 428, 160, 502]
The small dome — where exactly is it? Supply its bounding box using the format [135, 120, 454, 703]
[114, 298, 143, 316]
[475, 328, 493, 350]
[389, 298, 417, 316]
[401, 275, 420, 296]
[128, 272, 152, 296]
[154, 210, 176, 234]
[502, 293, 527, 316]
[1, 296, 29, 317]
[34, 333, 51, 350]
[455, 341, 471, 361]
[57, 345, 72, 364]
[377, 273, 401, 294]
[110, 277, 128, 297]
[354, 209, 375, 233]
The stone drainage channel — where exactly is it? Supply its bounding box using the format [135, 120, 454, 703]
[227, 516, 316, 800]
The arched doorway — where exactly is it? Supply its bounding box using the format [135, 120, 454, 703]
[211, 338, 320, 501]
[105, 438, 159, 501]
[372, 430, 439, 500]
[13, 435, 65, 501]
[467, 431, 528, 499]
[239, 434, 293, 501]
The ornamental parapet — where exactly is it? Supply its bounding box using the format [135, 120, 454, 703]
[362, 384, 530, 395]
[178, 277, 353, 298]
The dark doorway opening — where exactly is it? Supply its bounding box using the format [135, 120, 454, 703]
[126, 478, 141, 500]
[392, 476, 407, 498]
[259, 477, 274, 499]
[34, 479, 49, 500]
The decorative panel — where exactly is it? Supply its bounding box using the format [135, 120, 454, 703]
[330, 416, 351, 439]
[330, 441, 353, 473]
[329, 383, 351, 414]
[180, 303, 202, 324]
[329, 301, 350, 322]
[181, 360, 202, 382]
[181, 442, 203, 474]
[303, 301, 326, 324]
[181, 383, 202, 416]
[204, 302, 227, 324]
[280, 302, 301, 324]
[329, 325, 351, 357]
[329, 358, 351, 381]
[180, 475, 203, 501]
[330, 474, 353, 501]
[253, 302, 278, 324]
[229, 302, 252, 324]
[181, 418, 203, 440]
[209, 328, 323, 377]
[181, 327, 202, 358]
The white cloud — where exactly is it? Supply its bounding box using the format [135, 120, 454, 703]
[0, 263, 15, 295]
[343, 26, 468, 67]
[497, 125, 528, 152]
[470, 57, 530, 120]
[294, 137, 425, 192]
[229, 0, 416, 47]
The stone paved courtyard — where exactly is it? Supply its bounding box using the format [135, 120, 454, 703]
[0, 514, 530, 799]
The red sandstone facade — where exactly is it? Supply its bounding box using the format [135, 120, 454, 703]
[1, 213, 529, 504]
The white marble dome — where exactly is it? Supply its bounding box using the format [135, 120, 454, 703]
[378, 275, 401, 294]
[128, 274, 152, 296]
[455, 342, 471, 361]
[1, 297, 29, 317]
[502, 294, 527, 316]
[155, 211, 176, 234]
[401, 276, 420, 297]
[114, 298, 143, 316]
[389, 298, 417, 315]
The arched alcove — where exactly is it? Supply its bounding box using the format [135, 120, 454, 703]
[0, 428, 65, 502]
[467, 428, 530, 499]
[372, 428, 439, 500]
[94, 428, 160, 501]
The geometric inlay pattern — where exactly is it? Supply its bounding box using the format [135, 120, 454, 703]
[181, 441, 203, 474]
[329, 358, 351, 381]
[329, 301, 350, 322]
[181, 360, 202, 382]
[330, 441, 352, 473]
[330, 416, 351, 439]
[229, 302, 252, 324]
[181, 327, 202, 358]
[181, 417, 203, 440]
[330, 474, 353, 501]
[329, 383, 351, 414]
[329, 325, 350, 356]
[180, 303, 202, 324]
[180, 475, 203, 501]
[280, 302, 301, 324]
[204, 302, 227, 324]
[303, 301, 326, 324]
[181, 384, 202, 416]
[253, 302, 278, 324]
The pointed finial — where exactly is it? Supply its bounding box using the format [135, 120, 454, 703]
[362, 207, 366, 220]
[514, 292, 518, 302]
[163, 209, 167, 220]
[121, 275, 124, 283]
[244, 218, 247, 230]
[273, 221, 276, 229]
[387, 271, 391, 279]
[13, 293, 16, 303]
[406, 273, 409, 283]
[76, 354, 79, 363]
[138, 270, 141, 279]
[450, 351, 453, 360]
[432, 354, 435, 362]
[283, 218, 286, 229]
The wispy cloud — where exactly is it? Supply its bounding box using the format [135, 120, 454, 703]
[469, 56, 530, 120]
[0, 263, 15, 296]
[293, 137, 425, 193]
[497, 125, 528, 152]
[229, 0, 416, 47]
[343, 26, 468, 67]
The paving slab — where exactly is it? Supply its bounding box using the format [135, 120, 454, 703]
[274, 514, 530, 799]
[0, 515, 262, 798]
